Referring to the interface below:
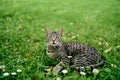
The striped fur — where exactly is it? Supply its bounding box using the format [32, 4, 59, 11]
[46, 29, 105, 74]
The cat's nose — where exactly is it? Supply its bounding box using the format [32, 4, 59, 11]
[52, 40, 56, 44]
[52, 38, 56, 44]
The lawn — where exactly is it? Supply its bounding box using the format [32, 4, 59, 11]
[0, 0, 120, 80]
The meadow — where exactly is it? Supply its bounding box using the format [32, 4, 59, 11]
[0, 0, 120, 80]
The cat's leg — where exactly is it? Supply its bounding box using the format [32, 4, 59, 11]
[53, 61, 63, 75]
[53, 56, 70, 75]
[75, 56, 87, 72]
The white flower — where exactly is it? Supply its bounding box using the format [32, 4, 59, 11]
[0, 65, 5, 69]
[62, 70, 68, 74]
[68, 56, 72, 58]
[56, 77, 61, 80]
[3, 72, 9, 76]
[11, 72, 17, 75]
[93, 69, 99, 75]
[80, 71, 86, 75]
[17, 69, 22, 73]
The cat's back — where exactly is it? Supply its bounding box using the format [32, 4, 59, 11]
[63, 42, 84, 50]
[63, 42, 91, 50]
[63, 42, 99, 55]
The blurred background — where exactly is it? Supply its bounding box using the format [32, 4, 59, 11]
[0, 0, 120, 80]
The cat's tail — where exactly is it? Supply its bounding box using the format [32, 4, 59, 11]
[90, 56, 105, 70]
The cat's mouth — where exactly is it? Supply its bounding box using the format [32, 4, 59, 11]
[51, 41, 57, 46]
[52, 42, 56, 44]
[50, 43, 60, 47]
[51, 40, 56, 44]
[51, 43, 57, 46]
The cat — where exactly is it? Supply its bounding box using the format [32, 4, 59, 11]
[46, 28, 105, 74]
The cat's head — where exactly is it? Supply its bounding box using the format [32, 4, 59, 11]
[46, 28, 63, 47]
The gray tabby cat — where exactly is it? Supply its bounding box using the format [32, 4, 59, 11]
[46, 28, 105, 74]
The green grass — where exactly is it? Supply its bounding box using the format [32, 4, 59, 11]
[0, 0, 120, 80]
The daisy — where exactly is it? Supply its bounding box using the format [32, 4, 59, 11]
[17, 69, 22, 73]
[3, 72, 9, 76]
[93, 69, 99, 75]
[11, 72, 17, 76]
[80, 71, 86, 75]
[62, 69, 68, 74]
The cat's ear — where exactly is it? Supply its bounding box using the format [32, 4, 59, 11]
[58, 29, 63, 36]
[46, 28, 51, 35]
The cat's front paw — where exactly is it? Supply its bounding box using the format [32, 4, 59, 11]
[52, 67, 59, 75]
[52, 66, 62, 75]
